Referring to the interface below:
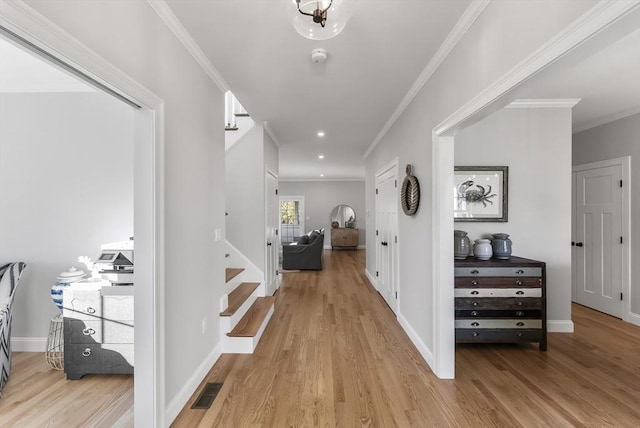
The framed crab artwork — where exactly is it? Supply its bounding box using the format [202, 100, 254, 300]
[454, 166, 508, 222]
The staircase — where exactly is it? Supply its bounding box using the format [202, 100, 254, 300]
[220, 243, 275, 354]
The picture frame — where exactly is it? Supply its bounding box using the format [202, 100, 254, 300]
[454, 166, 508, 222]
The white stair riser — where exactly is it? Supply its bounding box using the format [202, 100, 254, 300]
[221, 304, 274, 354]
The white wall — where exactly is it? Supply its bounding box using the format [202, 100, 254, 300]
[226, 123, 265, 271]
[365, 0, 597, 366]
[19, 0, 227, 423]
[573, 113, 640, 318]
[455, 107, 573, 327]
[264, 128, 279, 174]
[0, 91, 134, 341]
[279, 180, 366, 247]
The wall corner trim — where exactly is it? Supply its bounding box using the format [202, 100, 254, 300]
[362, 0, 490, 159]
[397, 312, 437, 374]
[147, 0, 229, 92]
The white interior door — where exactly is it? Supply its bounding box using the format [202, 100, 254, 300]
[265, 171, 279, 296]
[574, 163, 623, 317]
[376, 164, 398, 313]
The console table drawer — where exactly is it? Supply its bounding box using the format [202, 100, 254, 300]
[456, 309, 541, 318]
[455, 288, 541, 298]
[66, 319, 134, 344]
[456, 329, 543, 342]
[456, 319, 542, 329]
[454, 267, 542, 277]
[455, 297, 542, 310]
[455, 277, 542, 288]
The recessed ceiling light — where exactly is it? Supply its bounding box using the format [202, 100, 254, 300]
[317, 131, 325, 137]
[320, 174, 324, 177]
[318, 154, 324, 159]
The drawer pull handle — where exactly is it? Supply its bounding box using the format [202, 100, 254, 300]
[471, 280, 478, 286]
[517, 332, 523, 337]
[515, 291, 524, 295]
[516, 311, 524, 317]
[471, 322, 480, 327]
[517, 301, 523, 306]
[472, 301, 479, 306]
[516, 322, 525, 327]
[515, 280, 523, 286]
[471, 311, 478, 316]
[516, 270, 524, 275]
[82, 348, 91, 357]
[82, 328, 96, 336]
[86, 307, 96, 314]
[470, 291, 479, 295]
[470, 270, 479, 275]
[472, 332, 479, 337]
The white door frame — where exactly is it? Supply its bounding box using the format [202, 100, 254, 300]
[573, 156, 634, 325]
[0, 5, 165, 426]
[375, 158, 399, 313]
[265, 168, 279, 295]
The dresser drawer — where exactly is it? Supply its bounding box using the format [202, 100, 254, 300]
[66, 319, 134, 344]
[455, 309, 541, 318]
[64, 344, 134, 379]
[456, 319, 542, 329]
[454, 267, 542, 277]
[103, 295, 134, 320]
[63, 290, 102, 320]
[455, 297, 542, 310]
[455, 288, 541, 298]
[456, 328, 543, 342]
[455, 277, 542, 288]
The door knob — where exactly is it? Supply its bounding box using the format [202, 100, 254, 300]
[267, 242, 272, 246]
[575, 242, 584, 247]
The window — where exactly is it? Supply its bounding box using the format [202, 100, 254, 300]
[279, 196, 305, 244]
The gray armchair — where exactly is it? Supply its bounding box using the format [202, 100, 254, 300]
[283, 229, 324, 270]
[0, 262, 27, 397]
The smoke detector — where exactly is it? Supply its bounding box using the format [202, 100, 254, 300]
[311, 48, 327, 64]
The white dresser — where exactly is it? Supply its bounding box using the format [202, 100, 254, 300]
[63, 281, 134, 380]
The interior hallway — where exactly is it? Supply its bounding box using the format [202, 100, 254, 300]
[173, 249, 640, 427]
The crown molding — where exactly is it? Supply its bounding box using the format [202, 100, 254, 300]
[363, 0, 490, 159]
[506, 99, 582, 109]
[435, 0, 640, 136]
[147, 0, 229, 92]
[573, 106, 640, 134]
[279, 178, 365, 182]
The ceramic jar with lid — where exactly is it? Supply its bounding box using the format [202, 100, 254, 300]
[491, 233, 512, 259]
[454, 230, 471, 259]
[473, 239, 493, 261]
[50, 267, 85, 311]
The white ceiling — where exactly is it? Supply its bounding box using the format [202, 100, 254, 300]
[2, 2, 638, 180]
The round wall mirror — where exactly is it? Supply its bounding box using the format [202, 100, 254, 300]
[330, 204, 356, 228]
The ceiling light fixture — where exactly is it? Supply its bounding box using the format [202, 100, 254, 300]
[317, 131, 325, 137]
[318, 154, 325, 159]
[320, 174, 325, 177]
[286, 0, 355, 40]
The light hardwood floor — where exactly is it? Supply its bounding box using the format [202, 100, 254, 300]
[173, 250, 640, 427]
[1, 249, 638, 427]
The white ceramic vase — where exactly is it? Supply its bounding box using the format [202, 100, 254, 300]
[473, 239, 493, 261]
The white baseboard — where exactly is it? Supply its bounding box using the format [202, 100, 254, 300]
[397, 312, 435, 369]
[364, 269, 377, 290]
[165, 343, 221, 425]
[323, 245, 366, 250]
[12, 337, 47, 352]
[624, 311, 640, 327]
[547, 320, 574, 333]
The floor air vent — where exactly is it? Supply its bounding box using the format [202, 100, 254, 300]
[191, 382, 223, 409]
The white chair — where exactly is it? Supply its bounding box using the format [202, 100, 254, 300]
[0, 262, 27, 397]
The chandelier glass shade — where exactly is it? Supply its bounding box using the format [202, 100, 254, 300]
[286, 0, 354, 40]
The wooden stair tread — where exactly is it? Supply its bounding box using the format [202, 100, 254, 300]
[225, 268, 244, 283]
[220, 282, 260, 317]
[227, 296, 275, 337]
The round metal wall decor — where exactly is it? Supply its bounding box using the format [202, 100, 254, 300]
[401, 164, 420, 216]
